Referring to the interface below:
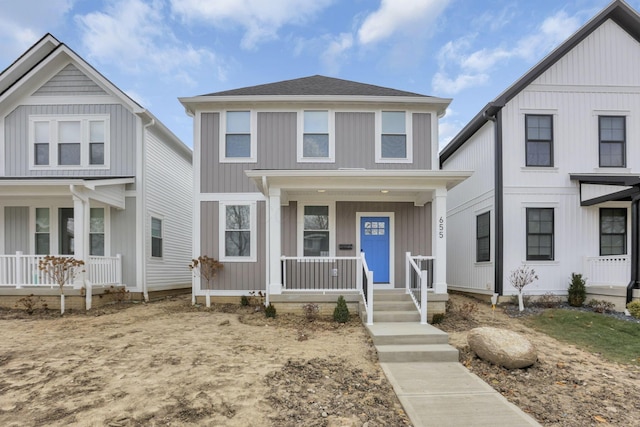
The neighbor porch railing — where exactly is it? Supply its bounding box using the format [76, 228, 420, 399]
[406, 252, 434, 324]
[280, 254, 374, 324]
[0, 252, 122, 288]
[583, 255, 630, 286]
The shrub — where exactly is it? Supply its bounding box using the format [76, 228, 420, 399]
[333, 295, 350, 323]
[265, 303, 277, 318]
[536, 292, 562, 308]
[456, 301, 478, 320]
[240, 295, 249, 306]
[509, 265, 538, 311]
[587, 299, 616, 314]
[14, 294, 47, 315]
[302, 303, 320, 321]
[567, 273, 586, 307]
[627, 300, 640, 319]
[189, 256, 223, 291]
[431, 313, 445, 324]
[38, 255, 85, 315]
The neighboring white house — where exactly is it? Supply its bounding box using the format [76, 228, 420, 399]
[440, 0, 640, 309]
[0, 34, 193, 307]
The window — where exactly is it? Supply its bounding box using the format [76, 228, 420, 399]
[35, 208, 50, 255]
[526, 208, 554, 260]
[376, 111, 411, 163]
[299, 110, 334, 162]
[29, 115, 109, 168]
[525, 115, 553, 166]
[599, 116, 625, 167]
[219, 201, 256, 261]
[151, 217, 162, 258]
[303, 206, 330, 256]
[476, 212, 490, 262]
[90, 208, 105, 256]
[222, 111, 256, 161]
[600, 208, 626, 256]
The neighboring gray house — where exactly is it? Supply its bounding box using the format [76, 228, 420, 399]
[0, 34, 193, 307]
[180, 76, 469, 318]
[440, 0, 640, 309]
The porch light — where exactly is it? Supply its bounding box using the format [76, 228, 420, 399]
[317, 189, 326, 193]
[381, 190, 389, 193]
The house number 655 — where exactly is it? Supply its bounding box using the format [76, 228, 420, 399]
[438, 217, 444, 238]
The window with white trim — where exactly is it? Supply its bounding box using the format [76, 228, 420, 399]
[526, 208, 554, 261]
[29, 115, 109, 168]
[151, 217, 163, 258]
[221, 111, 256, 162]
[600, 208, 627, 256]
[90, 208, 105, 256]
[303, 206, 330, 256]
[35, 208, 50, 255]
[298, 110, 334, 162]
[525, 114, 553, 167]
[476, 211, 490, 262]
[376, 111, 412, 163]
[219, 201, 257, 261]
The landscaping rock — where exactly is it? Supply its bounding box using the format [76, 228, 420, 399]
[468, 327, 537, 369]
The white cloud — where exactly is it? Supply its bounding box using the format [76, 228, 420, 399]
[321, 33, 354, 74]
[358, 0, 450, 45]
[432, 10, 582, 95]
[76, 0, 217, 82]
[170, 0, 333, 50]
[438, 119, 463, 150]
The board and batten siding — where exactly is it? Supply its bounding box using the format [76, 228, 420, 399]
[3, 207, 29, 254]
[144, 128, 193, 290]
[200, 111, 435, 194]
[110, 198, 137, 288]
[200, 201, 266, 291]
[281, 202, 297, 256]
[32, 64, 107, 96]
[4, 104, 137, 177]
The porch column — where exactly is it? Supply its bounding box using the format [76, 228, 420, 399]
[268, 188, 282, 294]
[432, 187, 447, 294]
[71, 187, 90, 289]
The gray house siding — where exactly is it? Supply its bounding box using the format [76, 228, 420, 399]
[413, 113, 432, 170]
[32, 64, 107, 96]
[281, 202, 297, 256]
[4, 104, 137, 176]
[200, 201, 266, 291]
[4, 207, 29, 254]
[110, 198, 137, 287]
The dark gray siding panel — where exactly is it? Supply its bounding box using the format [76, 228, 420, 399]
[200, 113, 219, 193]
[4, 207, 29, 253]
[281, 202, 297, 256]
[335, 112, 375, 168]
[336, 201, 432, 288]
[32, 64, 106, 96]
[4, 104, 137, 177]
[258, 112, 296, 169]
[111, 198, 137, 288]
[413, 113, 432, 169]
[200, 201, 266, 291]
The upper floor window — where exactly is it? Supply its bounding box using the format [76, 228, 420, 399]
[476, 211, 490, 262]
[376, 111, 412, 163]
[600, 208, 626, 256]
[298, 110, 334, 162]
[526, 208, 554, 261]
[221, 111, 256, 162]
[525, 115, 553, 167]
[30, 115, 109, 169]
[219, 201, 257, 262]
[599, 116, 625, 167]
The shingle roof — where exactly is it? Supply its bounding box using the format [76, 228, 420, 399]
[202, 75, 430, 97]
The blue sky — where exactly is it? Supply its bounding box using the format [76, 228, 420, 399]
[1, 0, 638, 150]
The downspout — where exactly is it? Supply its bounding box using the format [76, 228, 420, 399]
[141, 118, 155, 302]
[483, 108, 504, 296]
[628, 194, 640, 304]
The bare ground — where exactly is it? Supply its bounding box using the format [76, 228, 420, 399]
[1, 294, 639, 426]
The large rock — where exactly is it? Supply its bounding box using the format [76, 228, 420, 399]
[467, 327, 537, 369]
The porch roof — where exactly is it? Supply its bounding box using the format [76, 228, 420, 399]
[246, 169, 471, 206]
[570, 173, 640, 206]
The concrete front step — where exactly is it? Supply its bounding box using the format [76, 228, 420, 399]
[373, 301, 417, 311]
[372, 290, 414, 302]
[367, 322, 450, 346]
[377, 344, 459, 363]
[373, 311, 420, 322]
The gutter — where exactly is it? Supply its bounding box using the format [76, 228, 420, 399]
[140, 118, 155, 302]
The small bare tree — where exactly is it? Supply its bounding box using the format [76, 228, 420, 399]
[189, 256, 223, 291]
[509, 265, 538, 312]
[38, 255, 85, 315]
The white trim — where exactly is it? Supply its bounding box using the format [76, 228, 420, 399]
[193, 111, 202, 302]
[193, 289, 254, 297]
[219, 110, 257, 163]
[198, 192, 266, 202]
[219, 200, 257, 262]
[0, 205, 4, 255]
[355, 211, 395, 287]
[22, 95, 120, 105]
[375, 110, 413, 164]
[297, 201, 336, 257]
[297, 109, 335, 163]
[0, 117, 5, 176]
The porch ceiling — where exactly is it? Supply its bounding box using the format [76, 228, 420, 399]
[246, 169, 472, 206]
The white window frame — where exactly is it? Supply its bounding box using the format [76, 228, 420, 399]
[297, 110, 335, 163]
[150, 215, 163, 259]
[89, 207, 106, 256]
[28, 115, 110, 170]
[297, 201, 336, 257]
[219, 201, 257, 262]
[219, 110, 257, 163]
[375, 110, 413, 164]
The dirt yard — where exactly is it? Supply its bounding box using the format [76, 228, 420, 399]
[1, 294, 639, 427]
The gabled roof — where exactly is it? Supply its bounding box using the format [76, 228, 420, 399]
[439, 0, 640, 166]
[202, 75, 430, 97]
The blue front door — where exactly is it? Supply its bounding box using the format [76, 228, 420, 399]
[361, 216, 390, 283]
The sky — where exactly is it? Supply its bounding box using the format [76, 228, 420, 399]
[1, 0, 638, 150]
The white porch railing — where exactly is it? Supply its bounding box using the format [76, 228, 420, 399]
[583, 255, 630, 286]
[406, 252, 434, 325]
[0, 252, 123, 288]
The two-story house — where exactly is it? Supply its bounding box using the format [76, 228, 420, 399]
[0, 34, 193, 309]
[440, 0, 640, 309]
[180, 76, 470, 319]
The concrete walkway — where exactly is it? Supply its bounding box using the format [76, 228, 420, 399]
[380, 361, 540, 426]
